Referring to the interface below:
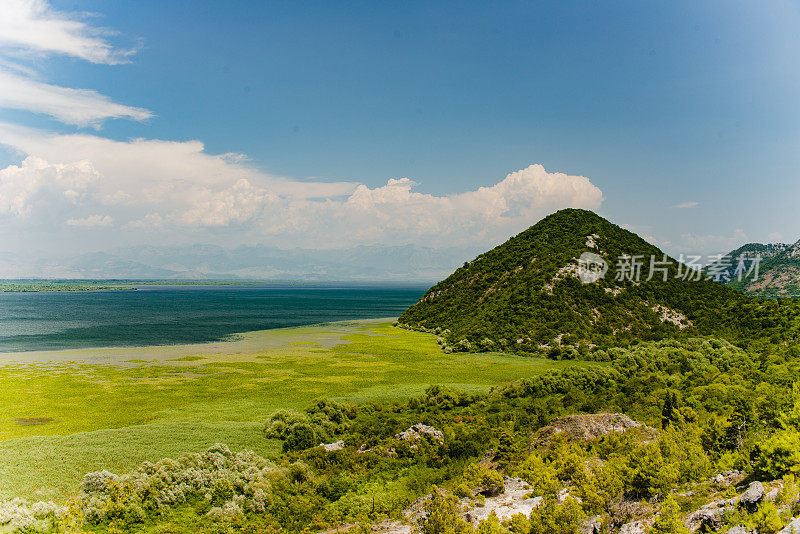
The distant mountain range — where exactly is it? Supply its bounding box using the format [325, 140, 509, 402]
[709, 240, 800, 297]
[399, 209, 799, 353]
[0, 244, 481, 282]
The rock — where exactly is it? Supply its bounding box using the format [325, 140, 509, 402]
[557, 487, 582, 504]
[320, 440, 344, 451]
[458, 477, 542, 524]
[619, 520, 650, 534]
[685, 506, 731, 532]
[778, 517, 800, 534]
[739, 481, 765, 510]
[766, 487, 781, 502]
[580, 516, 602, 534]
[476, 483, 503, 498]
[535, 413, 658, 444]
[726, 526, 750, 534]
[712, 470, 742, 486]
[395, 424, 444, 442]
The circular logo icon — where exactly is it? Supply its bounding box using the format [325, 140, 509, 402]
[577, 252, 608, 284]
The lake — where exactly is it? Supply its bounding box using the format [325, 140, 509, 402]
[0, 284, 427, 352]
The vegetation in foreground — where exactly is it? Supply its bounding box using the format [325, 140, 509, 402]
[5, 334, 800, 533]
[0, 320, 590, 501]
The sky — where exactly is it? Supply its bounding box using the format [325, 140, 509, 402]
[1, 0, 800, 276]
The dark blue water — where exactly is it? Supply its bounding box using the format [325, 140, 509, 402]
[0, 284, 426, 352]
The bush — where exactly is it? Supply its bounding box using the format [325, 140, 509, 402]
[414, 490, 472, 534]
[647, 495, 688, 534]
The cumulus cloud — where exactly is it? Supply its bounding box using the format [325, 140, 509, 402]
[0, 68, 153, 127]
[0, 0, 136, 64]
[0, 155, 99, 216]
[673, 201, 699, 209]
[0, 123, 604, 249]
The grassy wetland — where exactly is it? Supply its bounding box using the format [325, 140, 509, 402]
[0, 319, 595, 501]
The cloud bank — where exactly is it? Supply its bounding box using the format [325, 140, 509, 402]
[0, 123, 603, 249]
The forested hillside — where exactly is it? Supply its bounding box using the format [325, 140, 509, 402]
[399, 209, 800, 354]
[715, 241, 800, 298]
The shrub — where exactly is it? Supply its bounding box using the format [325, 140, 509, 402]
[647, 495, 688, 534]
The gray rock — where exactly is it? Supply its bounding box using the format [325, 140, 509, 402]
[779, 517, 800, 534]
[395, 424, 444, 441]
[619, 521, 650, 534]
[580, 516, 602, 534]
[740, 481, 765, 510]
[726, 526, 749, 534]
[766, 487, 781, 502]
[685, 506, 730, 532]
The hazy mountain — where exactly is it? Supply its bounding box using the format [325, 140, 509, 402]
[2, 244, 481, 282]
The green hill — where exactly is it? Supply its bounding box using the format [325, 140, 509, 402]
[712, 241, 800, 298]
[399, 209, 800, 354]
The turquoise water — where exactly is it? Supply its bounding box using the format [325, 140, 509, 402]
[0, 284, 426, 352]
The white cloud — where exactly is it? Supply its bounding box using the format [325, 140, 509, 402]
[0, 0, 135, 64]
[0, 155, 99, 216]
[0, 123, 605, 248]
[0, 68, 152, 127]
[66, 214, 113, 227]
[673, 201, 699, 209]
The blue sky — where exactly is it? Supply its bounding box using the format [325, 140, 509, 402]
[1, 0, 799, 274]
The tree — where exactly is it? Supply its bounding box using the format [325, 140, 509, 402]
[415, 490, 472, 534]
[648, 495, 689, 534]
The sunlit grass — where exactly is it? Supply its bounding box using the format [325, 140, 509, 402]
[0, 319, 597, 500]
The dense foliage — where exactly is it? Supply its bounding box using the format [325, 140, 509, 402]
[398, 209, 800, 353]
[8, 334, 800, 533]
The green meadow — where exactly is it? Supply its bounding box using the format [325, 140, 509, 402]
[0, 319, 596, 501]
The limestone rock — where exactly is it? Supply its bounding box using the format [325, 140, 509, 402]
[779, 517, 800, 534]
[535, 413, 657, 444]
[739, 481, 765, 510]
[395, 424, 444, 441]
[766, 487, 780, 502]
[619, 520, 651, 534]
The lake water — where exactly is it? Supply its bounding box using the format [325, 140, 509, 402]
[0, 284, 427, 352]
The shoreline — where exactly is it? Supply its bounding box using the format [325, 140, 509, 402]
[0, 317, 400, 364]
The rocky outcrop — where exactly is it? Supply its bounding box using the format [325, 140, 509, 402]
[320, 440, 344, 451]
[618, 519, 652, 533]
[685, 503, 733, 532]
[462, 477, 541, 524]
[395, 423, 444, 442]
[710, 470, 742, 486]
[535, 413, 656, 444]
